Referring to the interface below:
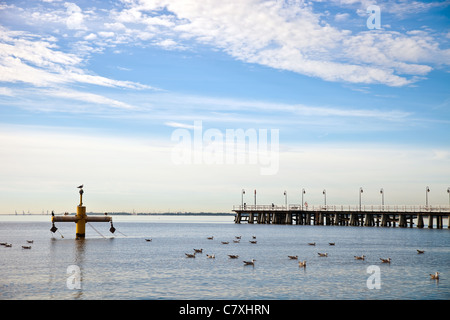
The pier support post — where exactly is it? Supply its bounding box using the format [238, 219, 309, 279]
[381, 214, 388, 227]
[399, 214, 407, 228]
[248, 212, 254, 224]
[437, 216, 442, 229]
[417, 214, 424, 228]
[428, 215, 433, 229]
[335, 213, 342, 226]
[364, 213, 374, 226]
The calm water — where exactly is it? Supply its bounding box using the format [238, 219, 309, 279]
[0, 215, 449, 300]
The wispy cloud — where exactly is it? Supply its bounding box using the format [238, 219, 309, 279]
[97, 0, 449, 87]
[2, 1, 449, 87]
[0, 26, 154, 89]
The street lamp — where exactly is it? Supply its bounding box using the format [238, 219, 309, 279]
[359, 187, 364, 211]
[426, 186, 430, 207]
[323, 189, 326, 207]
[301, 188, 306, 211]
[254, 189, 257, 207]
[447, 187, 450, 208]
[284, 190, 287, 209]
[380, 188, 384, 208]
[241, 189, 245, 209]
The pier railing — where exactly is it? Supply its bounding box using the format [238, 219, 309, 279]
[233, 204, 450, 213]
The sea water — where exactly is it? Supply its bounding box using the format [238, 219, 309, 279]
[0, 215, 449, 300]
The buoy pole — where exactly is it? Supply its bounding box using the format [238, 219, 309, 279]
[76, 188, 86, 239]
[76, 205, 86, 239]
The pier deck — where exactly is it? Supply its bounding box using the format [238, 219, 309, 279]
[232, 205, 450, 229]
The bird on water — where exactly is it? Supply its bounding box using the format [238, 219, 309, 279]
[243, 259, 256, 266]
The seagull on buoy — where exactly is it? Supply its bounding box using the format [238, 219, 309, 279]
[77, 184, 83, 189]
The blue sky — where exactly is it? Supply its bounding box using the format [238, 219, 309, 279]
[0, 0, 449, 214]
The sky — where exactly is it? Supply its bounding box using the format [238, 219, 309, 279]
[0, 0, 449, 214]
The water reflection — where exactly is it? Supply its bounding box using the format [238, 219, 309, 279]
[71, 239, 85, 299]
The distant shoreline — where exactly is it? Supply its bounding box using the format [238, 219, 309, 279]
[3, 212, 235, 216]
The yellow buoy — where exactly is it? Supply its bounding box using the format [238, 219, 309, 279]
[51, 186, 113, 239]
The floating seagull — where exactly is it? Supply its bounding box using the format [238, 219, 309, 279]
[233, 240, 240, 243]
[329, 242, 335, 246]
[308, 242, 316, 246]
[249, 240, 257, 244]
[0, 242, 7, 246]
[207, 236, 214, 240]
[288, 255, 298, 260]
[430, 272, 440, 280]
[185, 253, 196, 258]
[298, 260, 307, 268]
[145, 239, 152, 242]
[235, 236, 241, 239]
[354, 255, 366, 260]
[417, 249, 425, 254]
[22, 246, 31, 249]
[318, 252, 328, 257]
[5, 243, 12, 247]
[194, 248, 203, 253]
[206, 254, 215, 259]
[77, 184, 83, 189]
[243, 259, 256, 266]
[228, 254, 239, 259]
[380, 258, 391, 263]
[252, 236, 256, 239]
[221, 241, 229, 244]
[26, 240, 34, 244]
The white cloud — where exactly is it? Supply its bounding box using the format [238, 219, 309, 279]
[43, 88, 137, 110]
[0, 26, 153, 89]
[3, 0, 448, 87]
[98, 31, 115, 38]
[108, 0, 449, 87]
[65, 2, 87, 30]
[84, 33, 97, 40]
[335, 13, 350, 21]
[0, 87, 14, 96]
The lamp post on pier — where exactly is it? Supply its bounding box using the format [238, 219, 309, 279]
[380, 188, 384, 210]
[254, 189, 257, 207]
[241, 189, 245, 209]
[323, 189, 326, 207]
[301, 188, 306, 211]
[447, 187, 449, 207]
[426, 186, 430, 208]
[284, 190, 287, 209]
[359, 187, 364, 211]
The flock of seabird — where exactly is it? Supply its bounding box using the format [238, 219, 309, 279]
[1, 239, 34, 249]
[141, 235, 441, 280]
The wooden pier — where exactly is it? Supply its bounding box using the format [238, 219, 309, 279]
[233, 205, 450, 229]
